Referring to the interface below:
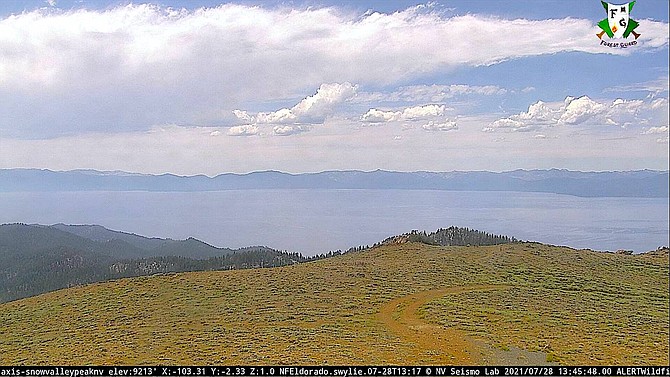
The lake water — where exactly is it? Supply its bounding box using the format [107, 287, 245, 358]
[0, 190, 667, 255]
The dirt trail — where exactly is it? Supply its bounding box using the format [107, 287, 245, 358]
[378, 285, 510, 364]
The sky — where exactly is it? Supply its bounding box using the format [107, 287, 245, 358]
[0, 0, 668, 175]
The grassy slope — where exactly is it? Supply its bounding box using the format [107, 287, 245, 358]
[0, 243, 667, 365]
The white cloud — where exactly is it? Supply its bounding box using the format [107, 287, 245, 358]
[559, 96, 607, 124]
[1, 4, 667, 138]
[525, 101, 555, 122]
[234, 82, 357, 127]
[485, 96, 669, 132]
[487, 118, 534, 132]
[486, 100, 554, 132]
[290, 82, 358, 120]
[421, 120, 457, 132]
[642, 126, 669, 135]
[361, 108, 399, 123]
[232, 110, 254, 123]
[273, 125, 308, 136]
[361, 104, 446, 123]
[650, 98, 668, 109]
[361, 104, 458, 133]
[256, 109, 298, 124]
[401, 104, 446, 120]
[227, 125, 259, 136]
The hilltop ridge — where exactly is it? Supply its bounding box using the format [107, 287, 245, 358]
[0, 241, 667, 365]
[2, 223, 666, 305]
[378, 227, 517, 247]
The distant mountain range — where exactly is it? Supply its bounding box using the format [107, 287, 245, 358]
[0, 168, 668, 197]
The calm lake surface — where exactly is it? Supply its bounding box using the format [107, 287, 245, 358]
[0, 190, 667, 255]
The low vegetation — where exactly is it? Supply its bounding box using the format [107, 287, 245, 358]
[0, 242, 667, 365]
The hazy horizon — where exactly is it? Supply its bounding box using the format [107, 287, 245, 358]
[3, 167, 670, 177]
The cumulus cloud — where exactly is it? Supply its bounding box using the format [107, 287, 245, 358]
[256, 109, 298, 124]
[361, 108, 399, 123]
[421, 120, 458, 132]
[525, 101, 555, 122]
[486, 118, 531, 132]
[289, 83, 358, 120]
[1, 4, 667, 138]
[227, 125, 259, 136]
[485, 96, 669, 132]
[361, 104, 458, 133]
[234, 82, 357, 127]
[273, 125, 309, 136]
[486, 100, 554, 132]
[642, 126, 669, 135]
[361, 104, 446, 123]
[232, 110, 254, 123]
[559, 96, 607, 125]
[402, 104, 447, 120]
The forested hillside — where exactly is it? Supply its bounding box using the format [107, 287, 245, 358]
[0, 224, 307, 302]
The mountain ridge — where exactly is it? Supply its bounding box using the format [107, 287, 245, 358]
[0, 223, 306, 303]
[1, 168, 668, 197]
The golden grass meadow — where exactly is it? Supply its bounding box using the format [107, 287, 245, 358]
[0, 242, 667, 365]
